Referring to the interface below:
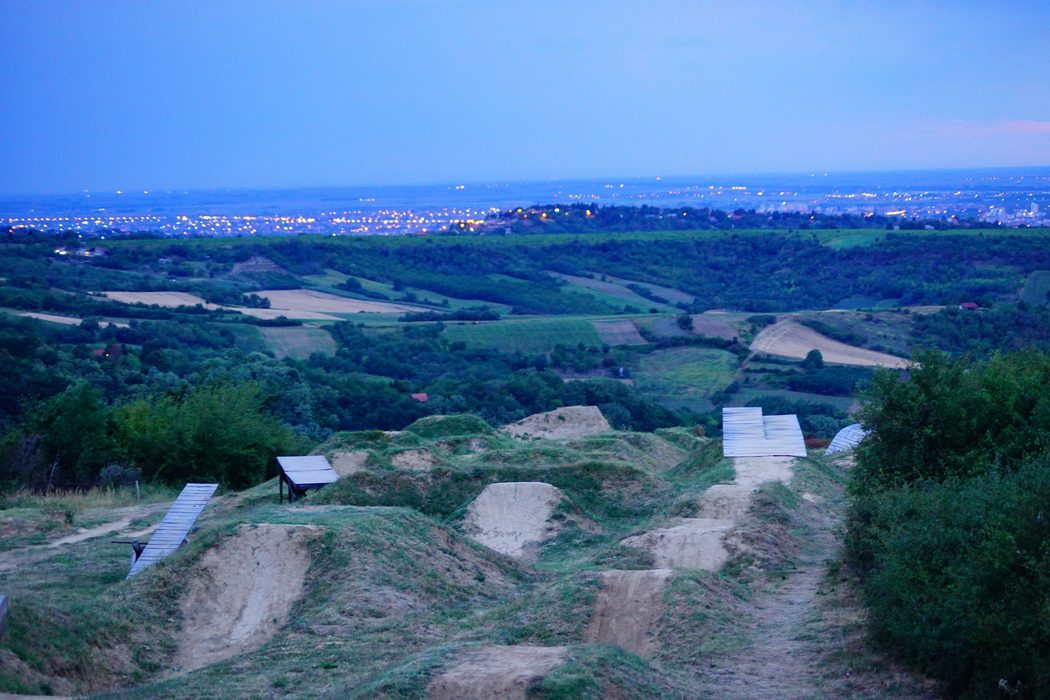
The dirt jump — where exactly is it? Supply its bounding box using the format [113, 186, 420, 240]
[619, 456, 796, 572]
[427, 645, 568, 700]
[584, 569, 672, 658]
[328, 450, 370, 476]
[461, 482, 563, 559]
[751, 320, 909, 368]
[620, 519, 735, 571]
[173, 523, 319, 672]
[503, 406, 611, 440]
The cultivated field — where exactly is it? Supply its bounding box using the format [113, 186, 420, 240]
[548, 272, 678, 311]
[752, 320, 910, 368]
[259, 326, 338, 360]
[253, 289, 421, 315]
[593, 319, 647, 345]
[633, 346, 740, 411]
[100, 290, 216, 308]
[17, 312, 129, 328]
[442, 317, 603, 354]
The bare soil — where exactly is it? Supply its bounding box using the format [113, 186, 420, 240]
[503, 406, 612, 440]
[173, 523, 319, 672]
[390, 448, 440, 471]
[461, 482, 563, 559]
[254, 288, 421, 314]
[427, 645, 568, 700]
[751, 320, 910, 368]
[328, 450, 371, 476]
[620, 519, 735, 571]
[584, 569, 672, 658]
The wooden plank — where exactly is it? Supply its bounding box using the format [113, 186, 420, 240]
[723, 407, 807, 457]
[127, 482, 218, 579]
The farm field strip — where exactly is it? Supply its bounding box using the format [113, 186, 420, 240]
[593, 319, 648, 345]
[751, 320, 910, 368]
[547, 271, 679, 311]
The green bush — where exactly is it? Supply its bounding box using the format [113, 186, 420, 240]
[854, 461, 1050, 698]
[848, 349, 1050, 698]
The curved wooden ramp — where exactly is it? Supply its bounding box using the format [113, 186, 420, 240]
[825, 423, 868, 455]
[126, 483, 218, 579]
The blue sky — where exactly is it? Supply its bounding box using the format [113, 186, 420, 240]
[1, 1, 1048, 194]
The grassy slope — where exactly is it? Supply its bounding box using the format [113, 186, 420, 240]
[2, 415, 937, 698]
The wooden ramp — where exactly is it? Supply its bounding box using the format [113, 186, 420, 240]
[723, 407, 807, 458]
[825, 423, 868, 455]
[127, 483, 218, 579]
[277, 455, 339, 503]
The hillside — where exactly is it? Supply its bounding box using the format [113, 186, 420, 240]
[0, 411, 937, 698]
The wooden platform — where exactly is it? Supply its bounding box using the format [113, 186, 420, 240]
[825, 423, 868, 455]
[277, 455, 338, 503]
[723, 407, 807, 457]
[126, 483, 218, 579]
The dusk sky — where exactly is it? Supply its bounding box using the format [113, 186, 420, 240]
[1, 1, 1049, 195]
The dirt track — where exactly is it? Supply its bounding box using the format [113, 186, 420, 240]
[751, 320, 909, 368]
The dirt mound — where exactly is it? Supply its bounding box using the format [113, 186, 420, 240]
[503, 406, 612, 440]
[461, 482, 563, 558]
[620, 519, 735, 571]
[698, 456, 795, 519]
[585, 569, 672, 658]
[328, 450, 370, 476]
[428, 645, 568, 700]
[620, 456, 796, 573]
[390, 448, 439, 471]
[173, 523, 319, 672]
[751, 320, 909, 368]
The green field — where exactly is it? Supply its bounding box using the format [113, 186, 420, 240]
[547, 272, 679, 312]
[633, 347, 741, 412]
[1021, 270, 1050, 307]
[259, 326, 337, 359]
[732, 387, 856, 413]
[442, 317, 603, 353]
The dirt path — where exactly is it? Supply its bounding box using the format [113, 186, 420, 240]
[697, 512, 839, 698]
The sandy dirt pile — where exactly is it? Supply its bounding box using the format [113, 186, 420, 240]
[503, 406, 612, 440]
[328, 450, 370, 476]
[427, 645, 568, 700]
[584, 569, 672, 658]
[173, 523, 319, 672]
[751, 320, 909, 368]
[461, 482, 563, 559]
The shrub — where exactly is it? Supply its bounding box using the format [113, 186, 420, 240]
[854, 461, 1050, 697]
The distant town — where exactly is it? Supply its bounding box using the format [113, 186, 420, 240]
[2, 168, 1047, 237]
